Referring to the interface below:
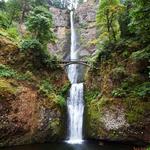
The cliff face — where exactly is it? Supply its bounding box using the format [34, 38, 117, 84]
[48, 7, 70, 59]
[75, 1, 98, 58]
[48, 0, 98, 59]
[0, 36, 69, 147]
[85, 43, 150, 143]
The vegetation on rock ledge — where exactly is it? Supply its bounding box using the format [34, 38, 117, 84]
[85, 0, 150, 142]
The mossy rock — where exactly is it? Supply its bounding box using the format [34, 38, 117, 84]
[0, 35, 19, 65]
[124, 98, 150, 124]
[0, 79, 17, 98]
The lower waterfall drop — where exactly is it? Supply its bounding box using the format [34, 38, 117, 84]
[67, 83, 84, 144]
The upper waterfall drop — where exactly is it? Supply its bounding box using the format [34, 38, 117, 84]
[67, 10, 78, 84]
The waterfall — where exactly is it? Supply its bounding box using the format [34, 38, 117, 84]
[66, 1, 84, 144]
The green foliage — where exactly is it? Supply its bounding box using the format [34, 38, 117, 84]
[129, 0, 150, 43]
[34, 0, 48, 7]
[87, 96, 108, 123]
[0, 12, 9, 29]
[0, 64, 33, 81]
[39, 80, 53, 95]
[6, 0, 21, 24]
[119, 0, 132, 38]
[58, 82, 70, 96]
[112, 88, 126, 98]
[133, 82, 150, 98]
[125, 98, 150, 124]
[126, 101, 144, 124]
[39, 80, 66, 107]
[85, 89, 100, 102]
[0, 0, 6, 11]
[21, 38, 59, 70]
[6, 27, 19, 40]
[21, 38, 42, 51]
[112, 66, 125, 74]
[43, 54, 59, 70]
[96, 0, 124, 42]
[147, 147, 150, 150]
[112, 75, 150, 99]
[17, 71, 34, 81]
[0, 64, 17, 78]
[22, 6, 57, 70]
[130, 45, 150, 61]
[0, 79, 17, 96]
[26, 6, 55, 44]
[54, 95, 65, 107]
[111, 66, 126, 81]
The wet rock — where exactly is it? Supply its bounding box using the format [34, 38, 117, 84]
[48, 7, 70, 59]
[0, 84, 66, 147]
[75, 2, 98, 58]
[48, 1, 98, 59]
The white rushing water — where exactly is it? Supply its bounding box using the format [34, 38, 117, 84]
[67, 1, 84, 144]
[67, 83, 84, 144]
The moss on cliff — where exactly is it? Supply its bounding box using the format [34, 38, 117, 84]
[85, 40, 150, 142]
[0, 36, 68, 147]
[0, 79, 17, 96]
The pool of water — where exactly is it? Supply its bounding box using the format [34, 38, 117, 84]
[0, 141, 135, 150]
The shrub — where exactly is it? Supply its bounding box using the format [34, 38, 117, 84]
[58, 82, 70, 96]
[112, 88, 127, 98]
[0, 64, 17, 78]
[133, 82, 150, 98]
[130, 46, 150, 61]
[0, 12, 9, 29]
[6, 27, 19, 40]
[126, 103, 145, 124]
[55, 95, 66, 107]
[85, 89, 100, 102]
[111, 66, 126, 81]
[43, 54, 59, 70]
[0, 79, 17, 96]
[39, 80, 66, 107]
[0, 64, 32, 81]
[39, 80, 53, 96]
[16, 71, 33, 81]
[21, 38, 42, 52]
[21, 38, 59, 70]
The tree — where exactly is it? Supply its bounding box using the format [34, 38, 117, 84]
[6, 0, 21, 25]
[129, 0, 150, 44]
[0, 12, 9, 29]
[0, 0, 6, 11]
[26, 6, 55, 45]
[96, 0, 124, 42]
[119, 0, 132, 38]
[19, 0, 32, 24]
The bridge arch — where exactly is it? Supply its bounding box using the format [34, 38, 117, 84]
[64, 61, 91, 67]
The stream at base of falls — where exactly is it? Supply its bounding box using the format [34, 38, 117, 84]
[0, 141, 137, 150]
